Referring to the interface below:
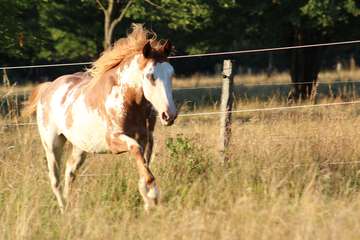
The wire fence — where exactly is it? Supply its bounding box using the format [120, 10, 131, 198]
[1, 39, 359, 98]
[1, 39, 359, 70]
[1, 40, 360, 132]
[2, 100, 360, 128]
[1, 78, 360, 98]
[177, 100, 360, 117]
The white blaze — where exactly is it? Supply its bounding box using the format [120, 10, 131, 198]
[142, 61, 177, 121]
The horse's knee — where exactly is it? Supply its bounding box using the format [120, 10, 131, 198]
[130, 144, 143, 157]
[107, 133, 142, 154]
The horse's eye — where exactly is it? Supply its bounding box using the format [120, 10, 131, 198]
[147, 73, 155, 82]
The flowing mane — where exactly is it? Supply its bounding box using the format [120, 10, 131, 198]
[87, 24, 162, 81]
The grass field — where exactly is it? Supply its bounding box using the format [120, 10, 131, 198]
[1, 71, 360, 239]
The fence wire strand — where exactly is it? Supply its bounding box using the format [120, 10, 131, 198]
[169, 40, 360, 59]
[177, 100, 360, 117]
[173, 80, 360, 91]
[76, 159, 360, 177]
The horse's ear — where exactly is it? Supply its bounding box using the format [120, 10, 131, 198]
[143, 41, 152, 59]
[163, 40, 172, 57]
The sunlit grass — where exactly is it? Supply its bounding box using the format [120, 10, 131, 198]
[1, 91, 360, 239]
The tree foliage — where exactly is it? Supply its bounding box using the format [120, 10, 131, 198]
[0, 0, 50, 64]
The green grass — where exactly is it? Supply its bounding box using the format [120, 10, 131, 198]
[1, 72, 360, 239]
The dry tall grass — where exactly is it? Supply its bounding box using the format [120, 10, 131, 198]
[1, 92, 360, 239]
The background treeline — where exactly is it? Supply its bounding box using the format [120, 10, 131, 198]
[1, 1, 360, 88]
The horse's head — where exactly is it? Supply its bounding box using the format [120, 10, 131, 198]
[141, 41, 177, 126]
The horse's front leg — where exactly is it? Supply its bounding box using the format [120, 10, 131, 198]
[108, 132, 159, 210]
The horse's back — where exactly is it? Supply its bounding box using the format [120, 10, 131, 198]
[40, 72, 89, 100]
[36, 72, 88, 124]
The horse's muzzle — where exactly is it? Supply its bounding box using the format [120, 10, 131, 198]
[160, 111, 177, 126]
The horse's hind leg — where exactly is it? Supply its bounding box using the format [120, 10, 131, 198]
[144, 115, 156, 167]
[63, 145, 86, 201]
[144, 132, 154, 167]
[42, 134, 66, 212]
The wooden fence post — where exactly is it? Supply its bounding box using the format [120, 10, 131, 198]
[219, 59, 235, 163]
[3, 68, 10, 87]
[2, 68, 13, 116]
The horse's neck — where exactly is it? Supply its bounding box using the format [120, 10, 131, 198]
[82, 68, 118, 114]
[115, 58, 146, 104]
[117, 55, 143, 89]
[84, 65, 145, 111]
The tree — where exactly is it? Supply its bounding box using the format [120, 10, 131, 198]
[198, 0, 360, 101]
[267, 0, 360, 101]
[95, 0, 211, 50]
[281, 0, 359, 101]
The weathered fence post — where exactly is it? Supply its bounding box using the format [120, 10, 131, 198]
[219, 59, 235, 163]
[3, 68, 10, 87]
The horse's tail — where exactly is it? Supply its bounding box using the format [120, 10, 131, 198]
[22, 82, 51, 117]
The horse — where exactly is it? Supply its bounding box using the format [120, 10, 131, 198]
[23, 24, 177, 212]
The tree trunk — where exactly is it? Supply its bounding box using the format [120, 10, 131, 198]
[288, 29, 324, 102]
[104, 11, 111, 49]
[97, 0, 133, 50]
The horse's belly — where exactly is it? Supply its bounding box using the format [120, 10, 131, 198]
[57, 97, 110, 153]
[64, 118, 109, 153]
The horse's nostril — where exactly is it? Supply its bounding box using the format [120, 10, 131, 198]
[161, 112, 170, 121]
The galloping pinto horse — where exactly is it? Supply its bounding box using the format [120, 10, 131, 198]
[24, 24, 177, 212]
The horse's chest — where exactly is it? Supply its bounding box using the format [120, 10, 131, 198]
[105, 87, 149, 133]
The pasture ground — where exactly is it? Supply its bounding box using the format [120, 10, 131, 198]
[1, 71, 360, 239]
